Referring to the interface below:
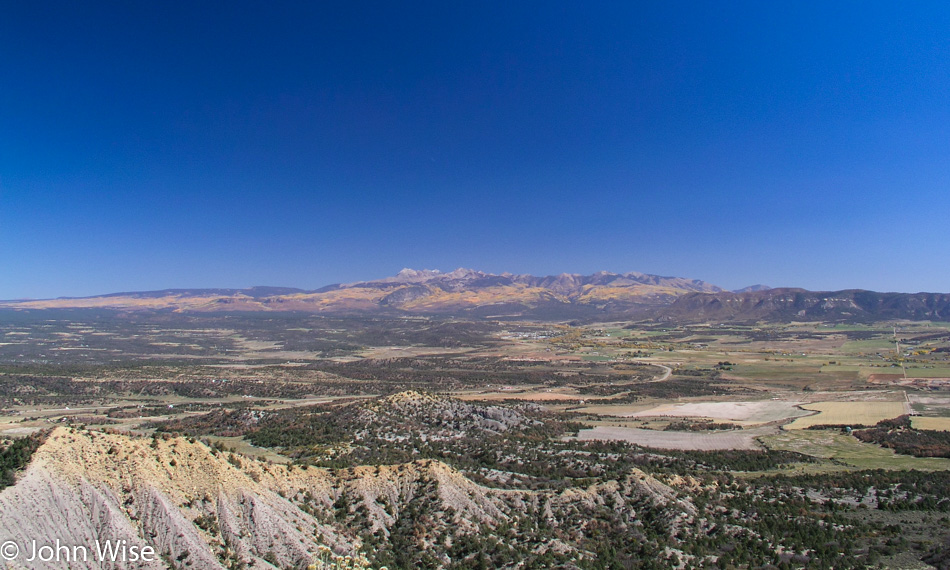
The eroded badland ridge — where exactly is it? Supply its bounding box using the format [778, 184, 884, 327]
[0, 422, 694, 570]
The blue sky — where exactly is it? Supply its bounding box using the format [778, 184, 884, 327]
[2, 2, 949, 298]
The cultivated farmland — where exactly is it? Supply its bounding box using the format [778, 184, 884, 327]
[911, 416, 950, 431]
[784, 401, 908, 430]
[575, 425, 771, 450]
[762, 430, 950, 471]
[624, 400, 811, 424]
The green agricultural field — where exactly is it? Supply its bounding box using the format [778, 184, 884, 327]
[602, 327, 633, 338]
[785, 401, 907, 430]
[911, 417, 950, 430]
[726, 363, 824, 389]
[580, 355, 614, 362]
[828, 324, 877, 331]
[900, 366, 950, 377]
[816, 364, 867, 380]
[839, 339, 897, 354]
[761, 429, 950, 471]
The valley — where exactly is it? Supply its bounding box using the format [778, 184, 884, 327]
[3, 273, 950, 568]
[6, 0, 945, 566]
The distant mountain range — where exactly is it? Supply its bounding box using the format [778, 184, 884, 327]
[2, 269, 948, 322]
[660, 288, 950, 323]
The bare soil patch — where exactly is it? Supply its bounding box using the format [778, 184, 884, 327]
[575, 426, 773, 450]
[623, 400, 811, 424]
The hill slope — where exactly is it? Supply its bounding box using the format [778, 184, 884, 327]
[0, 427, 696, 569]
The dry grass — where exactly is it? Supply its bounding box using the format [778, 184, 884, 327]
[784, 401, 907, 430]
[911, 416, 950, 431]
[762, 430, 950, 471]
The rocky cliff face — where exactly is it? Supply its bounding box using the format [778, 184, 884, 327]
[661, 288, 950, 322]
[0, 427, 698, 569]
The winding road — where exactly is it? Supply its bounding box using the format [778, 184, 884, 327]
[648, 364, 673, 383]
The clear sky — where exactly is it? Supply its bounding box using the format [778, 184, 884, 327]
[2, 2, 949, 299]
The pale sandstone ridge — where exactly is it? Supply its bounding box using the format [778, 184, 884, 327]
[0, 427, 344, 569]
[0, 427, 699, 569]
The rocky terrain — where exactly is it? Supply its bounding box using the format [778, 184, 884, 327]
[348, 390, 542, 441]
[2, 311, 950, 568]
[152, 391, 569, 469]
[3, 383, 948, 569]
[0, 427, 698, 569]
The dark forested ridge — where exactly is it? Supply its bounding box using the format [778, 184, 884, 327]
[661, 288, 950, 323]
